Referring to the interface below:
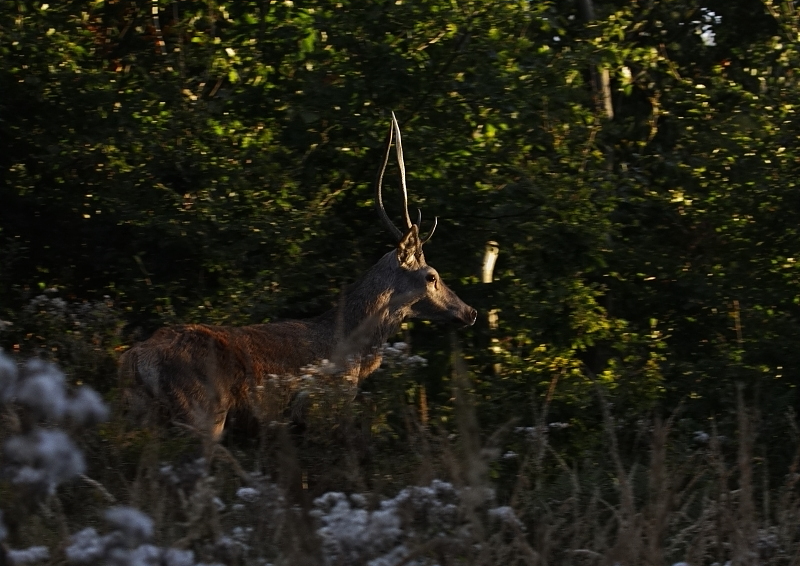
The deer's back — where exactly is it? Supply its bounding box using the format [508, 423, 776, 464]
[120, 321, 329, 412]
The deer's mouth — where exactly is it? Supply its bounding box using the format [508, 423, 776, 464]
[465, 308, 478, 326]
[454, 307, 478, 327]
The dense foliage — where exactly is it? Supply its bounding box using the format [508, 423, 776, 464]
[2, 0, 800, 485]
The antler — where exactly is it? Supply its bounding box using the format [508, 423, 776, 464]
[375, 117, 403, 241]
[374, 112, 437, 244]
[421, 216, 438, 244]
[391, 112, 414, 231]
[416, 209, 438, 244]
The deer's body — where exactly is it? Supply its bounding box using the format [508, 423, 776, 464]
[120, 114, 476, 440]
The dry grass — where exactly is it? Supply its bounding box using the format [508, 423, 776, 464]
[3, 347, 800, 566]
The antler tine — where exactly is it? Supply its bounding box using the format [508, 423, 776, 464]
[416, 208, 437, 244]
[421, 216, 438, 244]
[375, 118, 403, 241]
[391, 112, 413, 231]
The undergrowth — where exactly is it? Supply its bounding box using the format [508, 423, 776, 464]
[1, 345, 800, 566]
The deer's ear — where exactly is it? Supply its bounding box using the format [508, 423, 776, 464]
[397, 225, 423, 267]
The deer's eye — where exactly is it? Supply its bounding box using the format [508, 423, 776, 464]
[426, 273, 437, 284]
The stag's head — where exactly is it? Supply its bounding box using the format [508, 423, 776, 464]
[375, 113, 477, 328]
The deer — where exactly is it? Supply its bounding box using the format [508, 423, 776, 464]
[118, 113, 477, 440]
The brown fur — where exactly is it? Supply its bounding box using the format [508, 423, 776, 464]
[119, 227, 477, 440]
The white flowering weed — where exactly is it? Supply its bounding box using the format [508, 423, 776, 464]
[4, 429, 86, 493]
[15, 359, 70, 421]
[310, 479, 514, 566]
[66, 506, 221, 566]
[0, 352, 112, 563]
[236, 487, 260, 503]
[7, 546, 50, 565]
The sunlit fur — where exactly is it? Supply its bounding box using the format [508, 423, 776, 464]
[119, 227, 477, 440]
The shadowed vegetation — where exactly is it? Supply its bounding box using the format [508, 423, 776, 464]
[2, 0, 800, 563]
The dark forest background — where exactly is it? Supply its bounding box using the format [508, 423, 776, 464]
[2, 0, 800, 542]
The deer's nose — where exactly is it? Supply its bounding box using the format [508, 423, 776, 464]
[466, 308, 478, 326]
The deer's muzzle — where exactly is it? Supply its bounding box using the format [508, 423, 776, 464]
[459, 306, 478, 327]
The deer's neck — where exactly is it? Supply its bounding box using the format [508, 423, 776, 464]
[314, 252, 408, 379]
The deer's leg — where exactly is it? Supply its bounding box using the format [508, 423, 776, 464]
[288, 390, 310, 431]
[210, 409, 228, 441]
